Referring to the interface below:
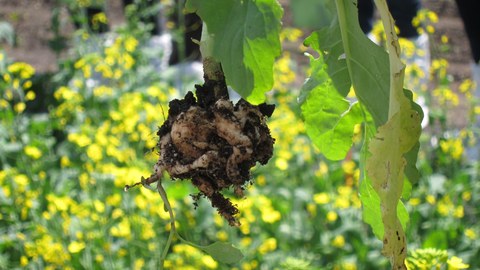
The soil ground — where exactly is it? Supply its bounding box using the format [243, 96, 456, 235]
[0, 0, 473, 126]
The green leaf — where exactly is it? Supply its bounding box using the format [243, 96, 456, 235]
[301, 83, 362, 160]
[300, 53, 362, 160]
[309, 1, 390, 126]
[360, 177, 384, 239]
[303, 0, 422, 183]
[186, 0, 283, 104]
[304, 26, 351, 97]
[360, 177, 409, 240]
[298, 53, 330, 104]
[199, 241, 244, 264]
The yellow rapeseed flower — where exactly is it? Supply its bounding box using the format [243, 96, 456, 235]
[426, 25, 435, 34]
[261, 209, 281, 223]
[0, 170, 6, 184]
[439, 138, 463, 160]
[216, 231, 228, 242]
[134, 258, 145, 270]
[327, 211, 338, 222]
[447, 256, 469, 269]
[427, 10, 439, 23]
[173, 243, 197, 254]
[0, 99, 9, 109]
[342, 160, 356, 174]
[110, 218, 132, 239]
[202, 256, 218, 269]
[465, 228, 476, 240]
[117, 248, 127, 257]
[14, 174, 29, 187]
[68, 133, 92, 147]
[24, 146, 42, 159]
[459, 79, 474, 96]
[87, 144, 103, 162]
[3, 74, 11, 84]
[60, 156, 71, 167]
[14, 102, 26, 113]
[4, 89, 13, 100]
[453, 205, 464, 219]
[112, 208, 124, 219]
[106, 193, 121, 206]
[20, 255, 28, 266]
[335, 196, 350, 209]
[258, 238, 277, 255]
[275, 158, 288, 170]
[408, 198, 421, 206]
[25, 90, 35, 100]
[332, 235, 345, 248]
[95, 254, 104, 263]
[256, 175, 266, 186]
[135, 195, 148, 210]
[68, 241, 86, 253]
[93, 85, 114, 97]
[7, 62, 35, 79]
[93, 199, 105, 213]
[426, 195, 436, 205]
[82, 65, 92, 78]
[22, 80, 32, 89]
[280, 27, 303, 42]
[92, 12, 108, 24]
[314, 192, 330, 205]
[462, 191, 471, 201]
[124, 36, 139, 52]
[122, 53, 135, 69]
[441, 35, 449, 44]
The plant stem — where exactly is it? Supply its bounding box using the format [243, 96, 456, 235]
[199, 22, 229, 100]
[335, 0, 356, 88]
[157, 181, 177, 269]
[372, 0, 405, 120]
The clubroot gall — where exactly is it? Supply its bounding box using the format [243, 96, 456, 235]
[125, 59, 275, 227]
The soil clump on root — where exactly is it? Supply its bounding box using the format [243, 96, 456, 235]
[138, 76, 275, 226]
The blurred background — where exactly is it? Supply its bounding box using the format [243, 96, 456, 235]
[0, 0, 479, 269]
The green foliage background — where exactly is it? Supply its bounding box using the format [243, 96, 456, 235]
[0, 1, 479, 269]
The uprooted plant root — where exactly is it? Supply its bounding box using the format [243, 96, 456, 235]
[134, 82, 275, 226]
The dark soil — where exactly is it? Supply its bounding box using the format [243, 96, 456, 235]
[148, 72, 274, 226]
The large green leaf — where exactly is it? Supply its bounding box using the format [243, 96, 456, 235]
[303, 0, 422, 183]
[185, 0, 283, 104]
[300, 54, 362, 160]
[320, 0, 390, 126]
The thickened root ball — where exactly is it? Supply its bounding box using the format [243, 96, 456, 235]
[147, 85, 275, 226]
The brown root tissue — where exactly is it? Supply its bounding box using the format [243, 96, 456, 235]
[150, 84, 275, 226]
